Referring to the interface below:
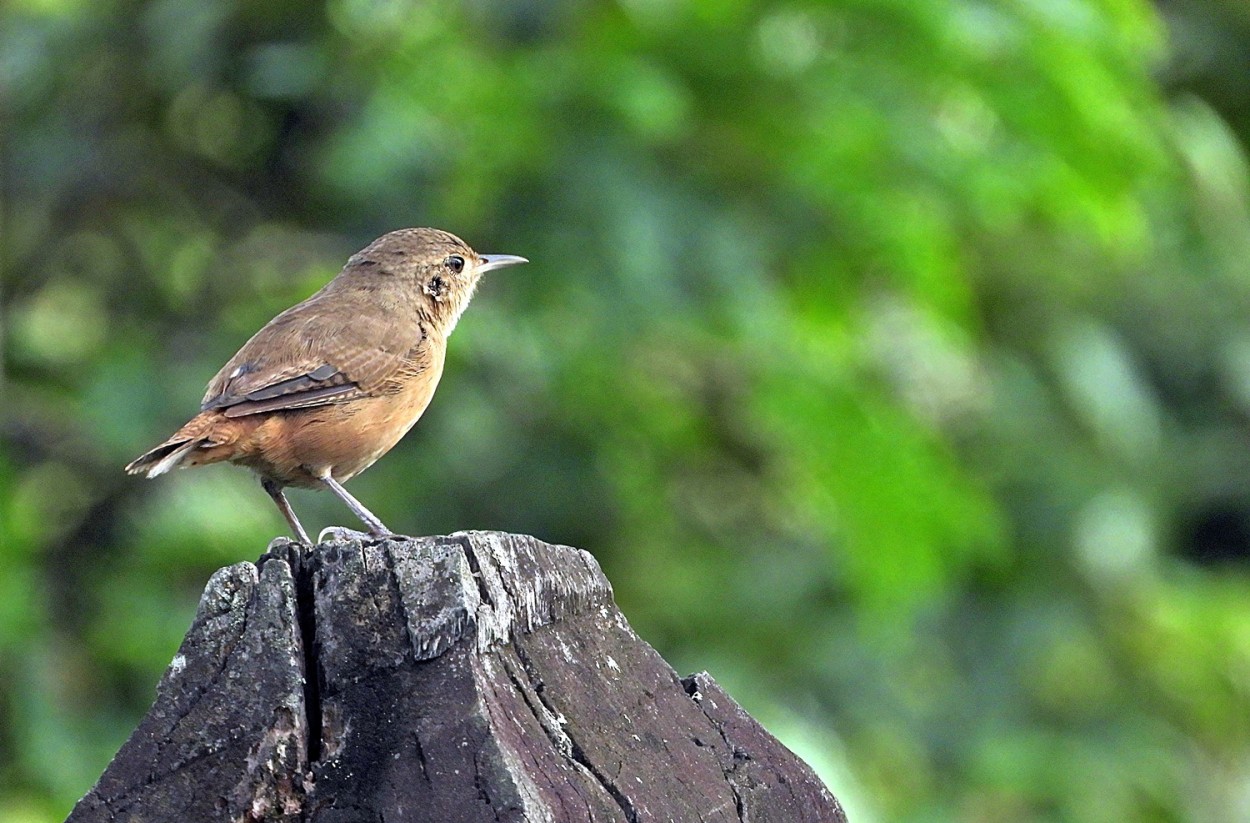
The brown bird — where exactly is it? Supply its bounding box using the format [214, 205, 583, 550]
[126, 227, 527, 544]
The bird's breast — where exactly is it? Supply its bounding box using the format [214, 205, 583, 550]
[235, 345, 447, 486]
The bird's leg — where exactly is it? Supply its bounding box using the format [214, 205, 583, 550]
[261, 478, 313, 546]
[319, 473, 394, 537]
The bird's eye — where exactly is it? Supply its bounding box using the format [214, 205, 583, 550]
[445, 255, 465, 273]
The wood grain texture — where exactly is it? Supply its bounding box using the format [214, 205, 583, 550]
[68, 532, 845, 823]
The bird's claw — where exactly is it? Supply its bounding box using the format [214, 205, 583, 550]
[318, 526, 376, 544]
[259, 536, 305, 567]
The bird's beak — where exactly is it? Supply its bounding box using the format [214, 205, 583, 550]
[477, 254, 528, 274]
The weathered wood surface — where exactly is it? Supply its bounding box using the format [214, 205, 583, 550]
[68, 532, 845, 822]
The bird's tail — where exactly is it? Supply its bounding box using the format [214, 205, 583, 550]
[125, 413, 236, 478]
[125, 438, 202, 478]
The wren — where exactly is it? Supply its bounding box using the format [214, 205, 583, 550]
[126, 228, 527, 544]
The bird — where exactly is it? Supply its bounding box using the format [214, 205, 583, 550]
[125, 227, 527, 545]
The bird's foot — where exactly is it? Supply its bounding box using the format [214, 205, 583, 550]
[318, 526, 395, 544]
[259, 536, 305, 568]
[317, 526, 396, 575]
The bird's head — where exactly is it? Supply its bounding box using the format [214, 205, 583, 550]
[342, 227, 527, 333]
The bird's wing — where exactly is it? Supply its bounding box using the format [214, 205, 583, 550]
[201, 296, 429, 418]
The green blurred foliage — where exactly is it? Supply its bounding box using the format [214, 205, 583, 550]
[4, 0, 1250, 820]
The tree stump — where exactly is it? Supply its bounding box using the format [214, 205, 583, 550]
[68, 531, 846, 822]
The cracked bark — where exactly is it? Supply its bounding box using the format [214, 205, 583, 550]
[68, 532, 846, 823]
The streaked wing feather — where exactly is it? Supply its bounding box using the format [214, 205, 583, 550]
[221, 384, 362, 417]
[200, 291, 424, 417]
[235, 368, 348, 402]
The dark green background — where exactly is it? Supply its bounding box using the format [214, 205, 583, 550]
[6, 0, 1250, 820]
